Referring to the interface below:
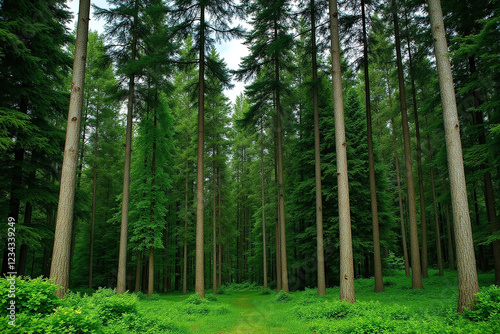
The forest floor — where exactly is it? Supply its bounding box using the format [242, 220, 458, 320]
[137, 270, 500, 333]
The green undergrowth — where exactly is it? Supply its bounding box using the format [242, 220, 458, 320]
[1, 270, 499, 333]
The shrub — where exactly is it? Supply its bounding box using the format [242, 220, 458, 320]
[185, 293, 204, 305]
[205, 294, 218, 301]
[274, 289, 291, 303]
[260, 288, 272, 295]
[463, 285, 500, 322]
[86, 288, 138, 325]
[0, 276, 61, 316]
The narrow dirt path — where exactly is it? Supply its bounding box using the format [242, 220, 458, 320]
[226, 292, 278, 333]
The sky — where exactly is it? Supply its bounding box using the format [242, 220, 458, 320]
[66, 0, 248, 104]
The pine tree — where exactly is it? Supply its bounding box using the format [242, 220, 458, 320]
[170, 0, 242, 298]
[427, 0, 479, 312]
[50, 0, 91, 297]
[328, 0, 355, 302]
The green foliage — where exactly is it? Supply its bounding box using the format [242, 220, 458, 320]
[0, 276, 61, 316]
[182, 293, 229, 316]
[383, 252, 406, 275]
[463, 285, 500, 322]
[274, 289, 292, 303]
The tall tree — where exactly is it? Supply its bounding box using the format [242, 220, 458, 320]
[328, 0, 355, 302]
[170, 0, 241, 298]
[361, 0, 384, 292]
[50, 0, 90, 298]
[392, 0, 423, 289]
[426, 0, 479, 312]
[94, 0, 143, 294]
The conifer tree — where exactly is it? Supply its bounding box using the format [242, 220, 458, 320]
[50, 0, 90, 297]
[328, 0, 355, 302]
[170, 0, 242, 298]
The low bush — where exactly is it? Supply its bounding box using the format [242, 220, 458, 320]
[0, 276, 61, 316]
[274, 289, 292, 302]
[463, 285, 500, 322]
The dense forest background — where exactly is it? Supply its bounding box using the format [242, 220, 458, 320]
[1, 0, 499, 310]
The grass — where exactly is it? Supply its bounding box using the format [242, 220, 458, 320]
[135, 269, 500, 333]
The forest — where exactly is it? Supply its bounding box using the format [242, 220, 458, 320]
[1, 0, 499, 333]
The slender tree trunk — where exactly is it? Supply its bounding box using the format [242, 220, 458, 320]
[274, 137, 282, 291]
[50, 0, 90, 298]
[183, 159, 189, 294]
[391, 119, 410, 277]
[89, 109, 99, 288]
[406, 28, 428, 279]
[310, 0, 326, 295]
[135, 250, 142, 292]
[148, 247, 154, 296]
[427, 0, 479, 311]
[427, 134, 444, 276]
[362, 0, 384, 292]
[392, 0, 423, 289]
[195, 4, 206, 298]
[329, 0, 355, 302]
[212, 146, 217, 295]
[273, 22, 289, 293]
[468, 56, 500, 285]
[117, 0, 138, 295]
[260, 120, 268, 289]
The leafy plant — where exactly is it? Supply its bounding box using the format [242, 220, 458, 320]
[463, 285, 500, 321]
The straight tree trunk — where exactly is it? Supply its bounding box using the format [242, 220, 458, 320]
[195, 4, 206, 298]
[427, 0, 479, 312]
[183, 159, 189, 294]
[311, 0, 326, 295]
[89, 109, 99, 288]
[405, 29, 428, 279]
[391, 119, 410, 277]
[212, 146, 217, 295]
[148, 247, 154, 296]
[392, 0, 423, 289]
[117, 0, 138, 295]
[274, 140, 282, 291]
[135, 250, 142, 292]
[427, 134, 444, 276]
[468, 56, 500, 285]
[329, 0, 355, 302]
[273, 21, 289, 294]
[260, 120, 268, 289]
[361, 0, 384, 292]
[50, 0, 90, 298]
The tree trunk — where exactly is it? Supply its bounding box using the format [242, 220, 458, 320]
[50, 0, 90, 298]
[212, 146, 217, 295]
[392, 0, 423, 289]
[274, 139, 282, 291]
[148, 247, 154, 297]
[260, 119, 268, 289]
[135, 250, 142, 292]
[362, 0, 384, 292]
[391, 119, 410, 277]
[427, 134, 444, 276]
[195, 4, 206, 298]
[273, 21, 289, 294]
[329, 0, 355, 302]
[117, 0, 138, 295]
[89, 109, 99, 288]
[183, 159, 189, 295]
[311, 0, 326, 295]
[427, 0, 479, 312]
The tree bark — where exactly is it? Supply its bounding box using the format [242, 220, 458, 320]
[362, 0, 384, 292]
[212, 146, 217, 295]
[89, 108, 99, 288]
[117, 0, 138, 295]
[427, 0, 479, 312]
[311, 0, 326, 295]
[195, 4, 206, 298]
[260, 119, 268, 289]
[148, 247, 154, 296]
[50, 0, 90, 298]
[329, 0, 355, 302]
[427, 134, 444, 276]
[391, 119, 410, 277]
[392, 0, 423, 289]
